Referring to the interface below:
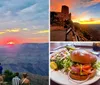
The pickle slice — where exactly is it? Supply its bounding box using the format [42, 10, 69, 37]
[50, 61, 57, 70]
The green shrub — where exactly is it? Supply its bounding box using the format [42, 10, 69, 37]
[4, 70, 14, 84]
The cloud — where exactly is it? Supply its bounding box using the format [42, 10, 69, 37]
[22, 28, 28, 31]
[79, 18, 100, 24]
[2, 0, 36, 12]
[6, 28, 20, 32]
[0, 28, 21, 35]
[0, 0, 48, 30]
[0, 27, 29, 35]
[0, 28, 20, 35]
[37, 30, 49, 34]
[33, 30, 49, 34]
[79, 0, 100, 7]
[72, 10, 100, 24]
[0, 31, 5, 35]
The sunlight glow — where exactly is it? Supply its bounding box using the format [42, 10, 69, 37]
[7, 41, 15, 45]
[73, 18, 100, 24]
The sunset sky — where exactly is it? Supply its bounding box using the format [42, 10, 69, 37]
[0, 0, 48, 45]
[51, 0, 100, 24]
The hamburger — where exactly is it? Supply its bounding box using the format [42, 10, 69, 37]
[69, 49, 97, 80]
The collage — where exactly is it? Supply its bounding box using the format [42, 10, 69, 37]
[0, 0, 99, 85]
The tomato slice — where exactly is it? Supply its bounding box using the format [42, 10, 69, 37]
[82, 64, 91, 70]
[75, 64, 91, 70]
[82, 67, 92, 74]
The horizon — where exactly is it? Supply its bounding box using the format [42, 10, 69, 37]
[0, 42, 48, 46]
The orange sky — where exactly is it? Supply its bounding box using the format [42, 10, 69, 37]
[72, 11, 100, 24]
[0, 29, 49, 45]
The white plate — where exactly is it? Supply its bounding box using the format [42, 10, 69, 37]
[50, 69, 100, 85]
[50, 48, 100, 85]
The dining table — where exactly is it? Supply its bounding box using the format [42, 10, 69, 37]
[50, 42, 100, 85]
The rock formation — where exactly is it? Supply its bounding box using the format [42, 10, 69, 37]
[50, 5, 71, 26]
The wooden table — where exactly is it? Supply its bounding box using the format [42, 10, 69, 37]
[50, 43, 100, 85]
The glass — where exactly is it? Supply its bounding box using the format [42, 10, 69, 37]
[93, 43, 100, 51]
